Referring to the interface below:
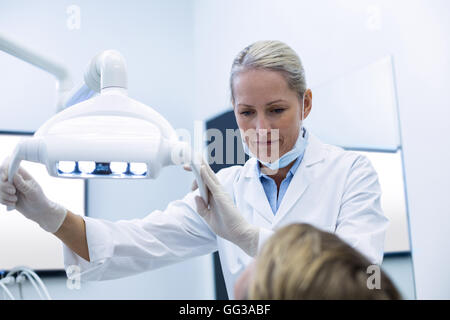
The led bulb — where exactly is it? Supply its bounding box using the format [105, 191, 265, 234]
[110, 162, 128, 174]
[129, 162, 147, 175]
[94, 162, 111, 175]
[78, 161, 96, 174]
[57, 161, 76, 173]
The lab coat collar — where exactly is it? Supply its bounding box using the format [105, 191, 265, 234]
[241, 132, 327, 225]
[241, 157, 274, 223]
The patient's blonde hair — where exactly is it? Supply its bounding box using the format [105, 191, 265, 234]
[230, 40, 307, 103]
[248, 224, 402, 300]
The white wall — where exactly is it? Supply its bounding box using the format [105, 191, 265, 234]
[0, 0, 215, 299]
[192, 0, 450, 299]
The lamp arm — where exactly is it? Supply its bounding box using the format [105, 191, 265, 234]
[61, 50, 127, 109]
[0, 32, 74, 112]
[83, 50, 127, 93]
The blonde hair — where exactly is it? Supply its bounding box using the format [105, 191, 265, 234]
[230, 40, 307, 103]
[248, 224, 402, 300]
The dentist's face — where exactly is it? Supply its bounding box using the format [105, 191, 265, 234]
[233, 69, 311, 163]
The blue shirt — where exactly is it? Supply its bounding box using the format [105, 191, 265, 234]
[256, 129, 308, 215]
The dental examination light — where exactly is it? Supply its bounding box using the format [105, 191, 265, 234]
[0, 35, 208, 210]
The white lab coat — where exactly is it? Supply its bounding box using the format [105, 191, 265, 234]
[63, 132, 389, 299]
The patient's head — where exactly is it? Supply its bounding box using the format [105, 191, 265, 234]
[235, 223, 401, 300]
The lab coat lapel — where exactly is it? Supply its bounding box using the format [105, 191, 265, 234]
[242, 158, 274, 224]
[273, 133, 327, 225]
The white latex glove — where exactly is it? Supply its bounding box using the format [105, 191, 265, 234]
[0, 158, 67, 233]
[193, 162, 259, 257]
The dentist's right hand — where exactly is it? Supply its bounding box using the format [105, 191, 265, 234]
[0, 158, 67, 233]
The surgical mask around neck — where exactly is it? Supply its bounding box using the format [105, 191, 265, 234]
[241, 94, 308, 170]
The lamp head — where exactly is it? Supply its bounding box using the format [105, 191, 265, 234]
[10, 87, 189, 180]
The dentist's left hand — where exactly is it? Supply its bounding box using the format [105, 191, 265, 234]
[192, 162, 259, 257]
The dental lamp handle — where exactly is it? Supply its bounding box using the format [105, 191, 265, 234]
[6, 144, 23, 211]
[173, 142, 208, 204]
[6, 139, 42, 211]
[190, 158, 208, 204]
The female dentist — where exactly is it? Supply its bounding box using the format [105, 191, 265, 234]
[0, 40, 388, 299]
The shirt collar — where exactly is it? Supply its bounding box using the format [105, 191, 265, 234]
[256, 153, 303, 179]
